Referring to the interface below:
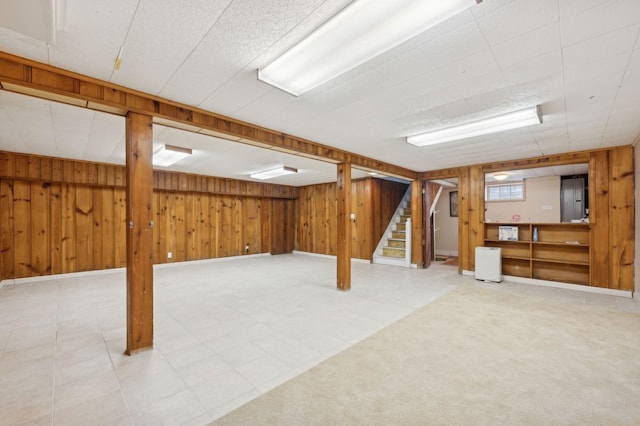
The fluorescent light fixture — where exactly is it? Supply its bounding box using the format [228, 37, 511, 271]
[493, 172, 509, 181]
[407, 105, 542, 147]
[153, 145, 192, 167]
[250, 166, 298, 180]
[258, 0, 481, 96]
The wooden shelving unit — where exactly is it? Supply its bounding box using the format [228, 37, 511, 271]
[484, 222, 590, 285]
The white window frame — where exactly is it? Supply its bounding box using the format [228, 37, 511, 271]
[485, 182, 525, 202]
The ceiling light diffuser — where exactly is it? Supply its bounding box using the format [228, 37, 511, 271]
[153, 144, 192, 167]
[258, 0, 481, 96]
[250, 166, 298, 180]
[406, 105, 542, 147]
[493, 172, 509, 181]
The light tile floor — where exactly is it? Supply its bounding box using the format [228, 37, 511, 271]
[0, 253, 637, 425]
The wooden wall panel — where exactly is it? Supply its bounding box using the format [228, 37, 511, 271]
[13, 181, 31, 277]
[243, 197, 261, 255]
[210, 197, 219, 259]
[609, 146, 634, 290]
[185, 193, 197, 261]
[91, 189, 104, 271]
[0, 181, 14, 280]
[61, 184, 77, 273]
[196, 194, 211, 260]
[30, 182, 50, 276]
[468, 165, 485, 271]
[75, 186, 93, 272]
[114, 188, 127, 268]
[50, 184, 62, 275]
[1, 152, 294, 280]
[261, 199, 272, 254]
[424, 146, 634, 291]
[0, 151, 297, 198]
[590, 151, 610, 287]
[295, 178, 407, 260]
[218, 196, 234, 257]
[411, 180, 424, 267]
[101, 189, 115, 269]
[351, 179, 372, 260]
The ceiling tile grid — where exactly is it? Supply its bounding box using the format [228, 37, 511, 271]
[1, 0, 640, 183]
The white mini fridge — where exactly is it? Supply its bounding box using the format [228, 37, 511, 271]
[475, 247, 502, 282]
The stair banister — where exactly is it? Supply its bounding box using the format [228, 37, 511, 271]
[405, 218, 411, 267]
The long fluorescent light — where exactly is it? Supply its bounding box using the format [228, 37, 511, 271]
[407, 105, 542, 147]
[153, 145, 192, 167]
[258, 0, 481, 96]
[250, 166, 298, 180]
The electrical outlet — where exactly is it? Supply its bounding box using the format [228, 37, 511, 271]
[245, 244, 250, 254]
[167, 252, 172, 259]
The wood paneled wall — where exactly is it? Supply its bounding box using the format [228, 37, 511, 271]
[0, 151, 296, 280]
[296, 178, 407, 260]
[420, 145, 635, 291]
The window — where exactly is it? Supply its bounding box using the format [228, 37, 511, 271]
[486, 182, 524, 202]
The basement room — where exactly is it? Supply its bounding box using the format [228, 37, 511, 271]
[0, 1, 639, 424]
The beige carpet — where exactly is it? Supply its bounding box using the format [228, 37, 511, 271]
[212, 285, 640, 425]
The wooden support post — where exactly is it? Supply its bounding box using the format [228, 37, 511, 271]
[337, 163, 351, 291]
[411, 180, 424, 268]
[125, 112, 154, 355]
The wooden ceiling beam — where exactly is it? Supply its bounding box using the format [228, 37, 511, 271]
[0, 51, 418, 181]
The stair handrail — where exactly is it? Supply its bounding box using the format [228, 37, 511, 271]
[405, 218, 412, 267]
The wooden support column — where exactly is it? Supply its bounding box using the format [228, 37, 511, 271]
[125, 112, 154, 355]
[411, 180, 424, 268]
[337, 163, 351, 291]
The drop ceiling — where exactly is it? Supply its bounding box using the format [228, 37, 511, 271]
[1, 0, 639, 186]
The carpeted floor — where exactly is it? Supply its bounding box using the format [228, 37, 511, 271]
[212, 285, 640, 425]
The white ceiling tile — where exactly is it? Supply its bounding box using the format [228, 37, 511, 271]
[48, 0, 139, 81]
[0, 26, 49, 63]
[109, 0, 233, 95]
[562, 25, 639, 69]
[475, 0, 559, 45]
[558, 0, 610, 18]
[83, 112, 125, 162]
[560, 0, 640, 47]
[502, 50, 563, 86]
[490, 22, 561, 70]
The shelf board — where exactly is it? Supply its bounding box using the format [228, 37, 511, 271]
[532, 241, 589, 247]
[485, 239, 530, 244]
[502, 255, 531, 261]
[532, 258, 590, 266]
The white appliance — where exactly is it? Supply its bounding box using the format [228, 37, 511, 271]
[475, 247, 502, 282]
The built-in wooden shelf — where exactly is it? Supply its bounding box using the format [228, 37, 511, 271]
[484, 222, 590, 286]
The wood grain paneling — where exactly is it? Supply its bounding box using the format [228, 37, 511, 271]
[608, 146, 634, 290]
[1, 151, 297, 199]
[295, 178, 408, 260]
[337, 163, 351, 291]
[423, 146, 634, 291]
[125, 111, 154, 355]
[590, 151, 610, 287]
[0, 181, 14, 280]
[13, 181, 31, 278]
[0, 152, 298, 280]
[411, 180, 424, 267]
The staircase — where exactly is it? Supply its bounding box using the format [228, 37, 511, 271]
[373, 189, 412, 267]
